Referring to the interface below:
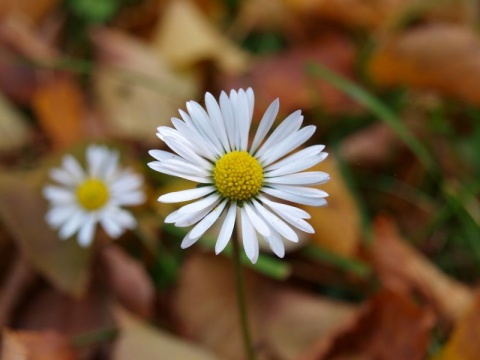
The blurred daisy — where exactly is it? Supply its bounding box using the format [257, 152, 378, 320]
[43, 145, 145, 247]
[149, 88, 329, 263]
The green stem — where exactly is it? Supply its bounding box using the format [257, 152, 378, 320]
[231, 230, 255, 360]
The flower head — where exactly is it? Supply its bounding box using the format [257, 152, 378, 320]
[43, 145, 145, 247]
[148, 88, 329, 263]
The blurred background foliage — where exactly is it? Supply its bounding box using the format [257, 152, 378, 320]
[1, 0, 480, 359]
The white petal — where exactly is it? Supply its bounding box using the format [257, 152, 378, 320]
[220, 91, 237, 150]
[178, 110, 221, 159]
[148, 161, 210, 183]
[244, 202, 270, 237]
[46, 205, 78, 228]
[87, 145, 107, 178]
[246, 88, 255, 123]
[259, 195, 311, 219]
[240, 207, 259, 263]
[266, 152, 328, 177]
[270, 184, 329, 198]
[110, 172, 143, 193]
[205, 92, 230, 152]
[59, 210, 85, 239]
[265, 171, 330, 186]
[171, 117, 218, 160]
[265, 230, 285, 258]
[234, 89, 251, 151]
[265, 145, 325, 171]
[252, 200, 298, 242]
[43, 186, 75, 204]
[260, 196, 315, 234]
[177, 193, 221, 215]
[189, 200, 227, 239]
[250, 98, 279, 154]
[100, 211, 123, 238]
[255, 110, 302, 159]
[63, 155, 85, 180]
[77, 214, 96, 247]
[113, 191, 145, 206]
[159, 186, 215, 203]
[215, 203, 237, 254]
[187, 101, 223, 154]
[260, 125, 316, 166]
[162, 135, 214, 170]
[181, 229, 201, 249]
[50, 168, 79, 186]
[262, 187, 328, 206]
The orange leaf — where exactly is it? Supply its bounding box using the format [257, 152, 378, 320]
[101, 244, 155, 319]
[369, 24, 480, 105]
[301, 290, 434, 360]
[435, 294, 480, 360]
[371, 215, 474, 322]
[32, 74, 85, 149]
[1, 329, 78, 360]
[228, 34, 359, 115]
[173, 253, 356, 359]
[307, 156, 362, 257]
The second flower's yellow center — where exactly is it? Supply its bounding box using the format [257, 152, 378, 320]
[76, 178, 109, 211]
[213, 151, 263, 201]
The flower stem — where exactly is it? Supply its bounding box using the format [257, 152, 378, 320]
[231, 230, 256, 360]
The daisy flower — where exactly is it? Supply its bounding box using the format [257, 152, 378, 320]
[148, 88, 329, 263]
[43, 145, 145, 247]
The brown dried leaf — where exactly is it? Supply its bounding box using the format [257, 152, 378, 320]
[307, 156, 362, 257]
[1, 329, 78, 360]
[371, 215, 474, 322]
[92, 28, 197, 144]
[112, 306, 218, 360]
[0, 0, 59, 25]
[369, 24, 480, 105]
[0, 92, 31, 154]
[282, 0, 470, 30]
[340, 122, 400, 167]
[228, 34, 359, 115]
[173, 253, 355, 359]
[435, 293, 480, 360]
[32, 74, 86, 149]
[101, 244, 155, 319]
[151, 0, 248, 73]
[0, 173, 92, 297]
[300, 290, 434, 360]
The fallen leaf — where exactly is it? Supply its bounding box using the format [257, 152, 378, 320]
[91, 27, 197, 144]
[151, 0, 249, 73]
[112, 306, 218, 360]
[300, 290, 434, 360]
[227, 34, 360, 115]
[371, 215, 474, 322]
[0, 16, 56, 104]
[281, 0, 470, 31]
[101, 244, 155, 319]
[307, 156, 362, 258]
[340, 122, 400, 167]
[0, 0, 59, 25]
[369, 24, 480, 105]
[435, 293, 480, 360]
[0, 92, 31, 154]
[32, 74, 86, 149]
[0, 172, 93, 297]
[1, 329, 79, 360]
[173, 253, 356, 359]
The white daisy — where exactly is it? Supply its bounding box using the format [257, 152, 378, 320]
[43, 145, 145, 247]
[148, 88, 329, 263]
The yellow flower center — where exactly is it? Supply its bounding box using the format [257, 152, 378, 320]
[213, 151, 263, 201]
[76, 178, 109, 211]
